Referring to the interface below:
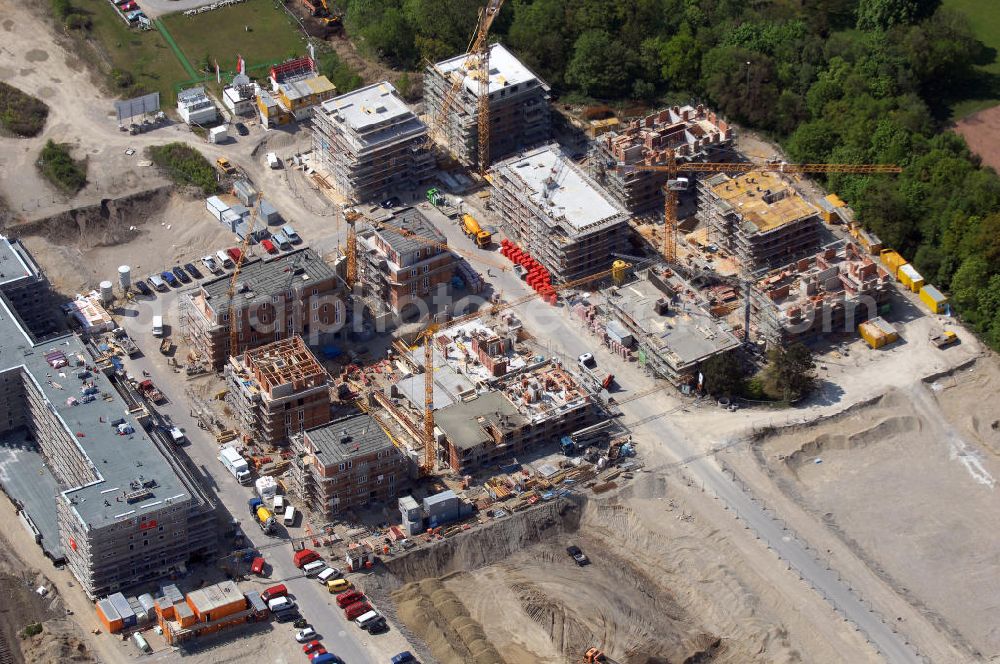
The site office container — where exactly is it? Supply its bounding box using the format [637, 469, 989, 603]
[897, 264, 924, 293]
[96, 599, 124, 633]
[919, 285, 948, 314]
[344, 601, 372, 620]
[879, 249, 907, 277]
[858, 318, 898, 349]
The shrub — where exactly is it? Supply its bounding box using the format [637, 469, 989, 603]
[147, 143, 218, 195]
[37, 140, 87, 194]
[0, 82, 49, 137]
[21, 623, 43, 638]
[111, 68, 134, 89]
[65, 13, 92, 30]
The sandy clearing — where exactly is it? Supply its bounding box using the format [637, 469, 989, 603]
[954, 104, 1000, 173]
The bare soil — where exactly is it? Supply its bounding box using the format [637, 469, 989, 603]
[752, 379, 1000, 660]
[954, 104, 1000, 173]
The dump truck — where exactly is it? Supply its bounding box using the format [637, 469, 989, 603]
[461, 214, 492, 247]
[248, 497, 276, 533]
[137, 379, 164, 403]
[931, 330, 958, 348]
[216, 157, 237, 175]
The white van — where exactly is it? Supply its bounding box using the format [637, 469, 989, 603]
[273, 495, 285, 511]
[302, 560, 326, 577]
[151, 316, 164, 337]
[316, 567, 342, 584]
[267, 596, 295, 613]
[355, 610, 381, 629]
[283, 505, 296, 526]
[216, 249, 235, 268]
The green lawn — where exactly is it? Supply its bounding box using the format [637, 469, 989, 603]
[161, 0, 307, 82]
[75, 0, 190, 104]
[943, 0, 1000, 118]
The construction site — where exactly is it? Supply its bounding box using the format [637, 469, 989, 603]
[589, 105, 734, 215]
[424, 43, 551, 170]
[489, 144, 632, 282]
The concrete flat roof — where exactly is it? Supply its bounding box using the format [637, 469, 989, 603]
[395, 362, 475, 411]
[434, 391, 526, 451]
[0, 432, 64, 560]
[611, 274, 740, 369]
[374, 207, 447, 256]
[320, 81, 413, 132]
[0, 237, 40, 287]
[435, 44, 542, 96]
[305, 413, 394, 467]
[493, 144, 628, 233]
[199, 248, 335, 315]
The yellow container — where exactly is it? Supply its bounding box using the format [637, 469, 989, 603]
[919, 285, 948, 314]
[859, 317, 898, 349]
[898, 264, 924, 292]
[879, 249, 907, 277]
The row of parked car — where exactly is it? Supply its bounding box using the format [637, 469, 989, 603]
[136, 224, 302, 296]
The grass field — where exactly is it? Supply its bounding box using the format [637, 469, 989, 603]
[943, 0, 1000, 118]
[162, 0, 307, 80]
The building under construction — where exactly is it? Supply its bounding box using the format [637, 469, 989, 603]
[224, 336, 331, 448]
[751, 241, 893, 345]
[590, 105, 734, 215]
[311, 81, 434, 203]
[357, 207, 457, 320]
[424, 43, 550, 169]
[433, 361, 593, 474]
[699, 171, 821, 271]
[182, 248, 344, 371]
[290, 413, 411, 520]
[604, 268, 741, 386]
[489, 144, 631, 282]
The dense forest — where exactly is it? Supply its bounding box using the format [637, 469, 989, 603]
[344, 0, 1000, 348]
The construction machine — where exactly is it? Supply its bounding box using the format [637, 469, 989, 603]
[584, 648, 621, 664]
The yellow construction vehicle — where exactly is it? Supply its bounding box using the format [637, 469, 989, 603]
[584, 648, 621, 664]
[215, 157, 237, 176]
[461, 213, 492, 247]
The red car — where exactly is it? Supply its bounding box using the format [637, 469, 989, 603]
[226, 247, 242, 263]
[261, 238, 277, 254]
[260, 584, 287, 602]
[344, 601, 371, 621]
[335, 590, 363, 609]
[302, 640, 324, 654]
[293, 549, 320, 568]
[250, 556, 265, 576]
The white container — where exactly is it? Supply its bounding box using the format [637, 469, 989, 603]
[118, 265, 131, 291]
[209, 126, 228, 144]
[99, 281, 114, 305]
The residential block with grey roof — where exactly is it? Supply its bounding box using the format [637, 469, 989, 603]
[290, 413, 412, 520]
[182, 248, 346, 370]
[0, 236, 216, 599]
[311, 81, 434, 203]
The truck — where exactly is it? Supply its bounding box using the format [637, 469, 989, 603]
[112, 328, 140, 357]
[931, 330, 958, 348]
[247, 498, 276, 532]
[577, 353, 614, 391]
[137, 379, 164, 403]
[216, 157, 237, 175]
[266, 152, 281, 169]
[255, 476, 278, 503]
[461, 214, 492, 248]
[220, 446, 252, 485]
[426, 187, 445, 206]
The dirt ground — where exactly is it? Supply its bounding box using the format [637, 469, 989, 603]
[380, 481, 875, 664]
[750, 373, 1000, 661]
[954, 104, 1000, 173]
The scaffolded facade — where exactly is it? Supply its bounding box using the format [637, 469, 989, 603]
[489, 144, 631, 282]
[424, 43, 550, 169]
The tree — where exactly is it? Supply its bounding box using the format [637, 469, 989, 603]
[856, 0, 939, 32]
[701, 46, 781, 129]
[761, 343, 815, 401]
[508, 0, 570, 87]
[565, 30, 632, 99]
[701, 353, 744, 398]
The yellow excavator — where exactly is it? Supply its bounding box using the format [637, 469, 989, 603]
[584, 648, 621, 664]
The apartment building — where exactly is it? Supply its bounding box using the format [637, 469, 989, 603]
[225, 336, 331, 448]
[182, 248, 345, 371]
[0, 236, 216, 599]
[699, 171, 821, 271]
[312, 81, 434, 203]
[590, 104, 733, 215]
[424, 43, 551, 169]
[489, 144, 631, 282]
[290, 413, 411, 520]
[357, 207, 457, 318]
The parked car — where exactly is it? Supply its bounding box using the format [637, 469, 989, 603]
[391, 652, 415, 664]
[295, 628, 318, 643]
[226, 247, 243, 263]
[260, 584, 287, 602]
[261, 238, 277, 254]
[327, 578, 352, 594]
[282, 224, 300, 243]
[172, 266, 191, 283]
[250, 556, 266, 576]
[335, 590, 363, 609]
[566, 545, 590, 566]
[379, 197, 401, 209]
[293, 618, 309, 629]
[303, 640, 324, 654]
[202, 255, 222, 274]
[161, 270, 178, 287]
[317, 567, 342, 584]
[134, 280, 152, 296]
[148, 274, 167, 292]
[272, 230, 291, 250]
[184, 262, 202, 279]
[235, 122, 249, 136]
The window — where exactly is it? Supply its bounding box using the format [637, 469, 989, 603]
[422, 265, 429, 274]
[338, 463, 346, 471]
[410, 268, 417, 277]
[312, 301, 319, 310]
[272, 295, 278, 303]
